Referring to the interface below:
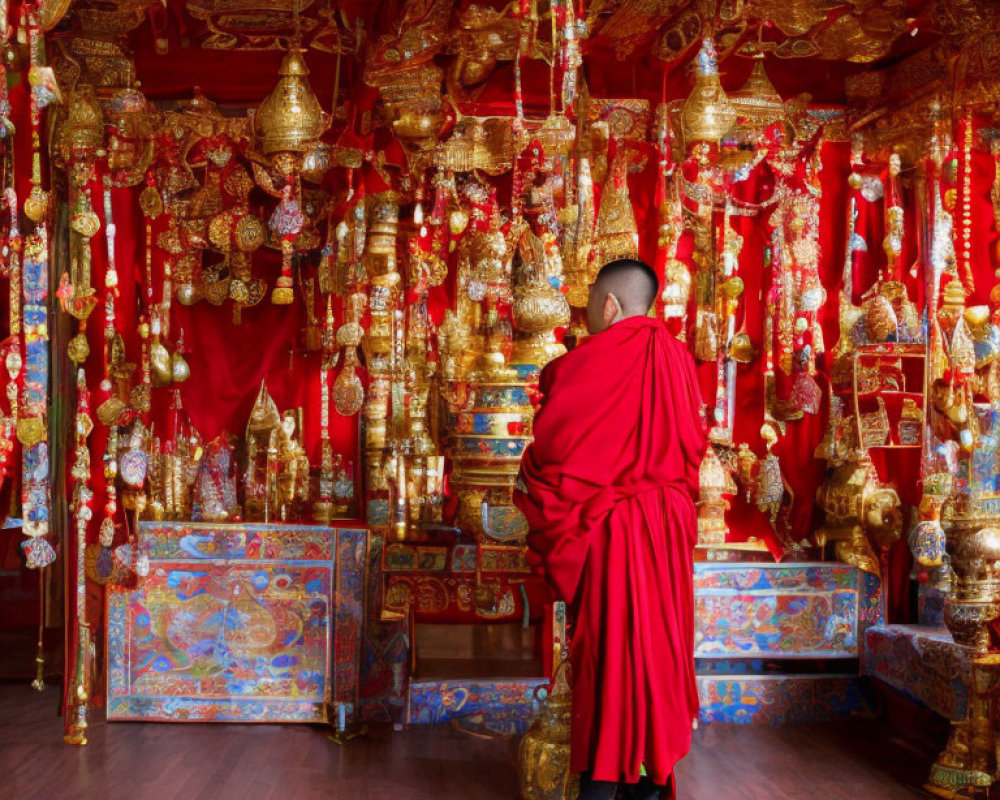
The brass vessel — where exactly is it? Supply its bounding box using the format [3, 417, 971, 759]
[518, 663, 577, 800]
[943, 518, 1000, 653]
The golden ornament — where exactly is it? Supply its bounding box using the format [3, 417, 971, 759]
[16, 417, 45, 447]
[333, 366, 365, 416]
[24, 187, 50, 222]
[150, 342, 172, 386]
[67, 333, 91, 364]
[70, 208, 100, 239]
[139, 185, 164, 219]
[235, 215, 266, 252]
[255, 46, 329, 155]
[680, 39, 736, 145]
[171, 352, 191, 383]
[272, 275, 294, 305]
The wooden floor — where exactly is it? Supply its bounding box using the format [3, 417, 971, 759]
[2, 682, 937, 800]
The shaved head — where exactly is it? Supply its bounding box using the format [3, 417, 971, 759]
[586, 258, 659, 335]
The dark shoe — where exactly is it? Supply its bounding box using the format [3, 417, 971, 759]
[577, 772, 620, 800]
[624, 774, 673, 800]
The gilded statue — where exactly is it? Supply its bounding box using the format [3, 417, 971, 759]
[272, 410, 310, 522]
[815, 456, 902, 575]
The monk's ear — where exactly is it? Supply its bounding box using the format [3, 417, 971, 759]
[603, 292, 620, 325]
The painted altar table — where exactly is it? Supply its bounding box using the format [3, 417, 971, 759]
[694, 562, 882, 724]
[107, 522, 367, 725]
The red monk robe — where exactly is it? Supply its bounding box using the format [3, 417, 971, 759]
[514, 315, 707, 788]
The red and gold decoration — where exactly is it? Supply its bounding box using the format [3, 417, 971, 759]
[0, 0, 984, 794]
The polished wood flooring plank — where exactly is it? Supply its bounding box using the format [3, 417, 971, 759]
[3, 682, 935, 800]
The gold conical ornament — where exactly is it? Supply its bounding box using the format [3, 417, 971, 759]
[247, 380, 282, 435]
[592, 152, 639, 266]
[728, 56, 785, 138]
[255, 46, 329, 155]
[681, 38, 736, 146]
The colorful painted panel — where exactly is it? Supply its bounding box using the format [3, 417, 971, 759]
[107, 523, 364, 724]
[697, 676, 866, 724]
[359, 534, 410, 725]
[694, 563, 862, 659]
[332, 528, 367, 727]
[863, 624, 970, 721]
[448, 435, 529, 460]
[408, 677, 547, 736]
[383, 542, 529, 575]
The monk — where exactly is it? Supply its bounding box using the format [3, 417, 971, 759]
[515, 258, 707, 800]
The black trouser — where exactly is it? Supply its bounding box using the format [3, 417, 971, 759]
[577, 772, 669, 800]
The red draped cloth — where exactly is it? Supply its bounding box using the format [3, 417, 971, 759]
[514, 316, 708, 787]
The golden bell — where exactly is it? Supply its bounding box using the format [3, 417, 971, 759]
[255, 46, 328, 155]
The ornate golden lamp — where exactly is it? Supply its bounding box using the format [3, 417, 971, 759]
[681, 38, 736, 147]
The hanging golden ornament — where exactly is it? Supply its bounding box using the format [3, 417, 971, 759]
[23, 186, 49, 222]
[333, 357, 365, 416]
[138, 184, 164, 219]
[67, 333, 90, 364]
[171, 351, 190, 383]
[235, 214, 266, 252]
[728, 55, 786, 139]
[254, 45, 329, 156]
[333, 309, 365, 416]
[54, 84, 104, 166]
[681, 39, 736, 146]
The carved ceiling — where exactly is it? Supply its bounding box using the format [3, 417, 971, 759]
[44, 0, 999, 107]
